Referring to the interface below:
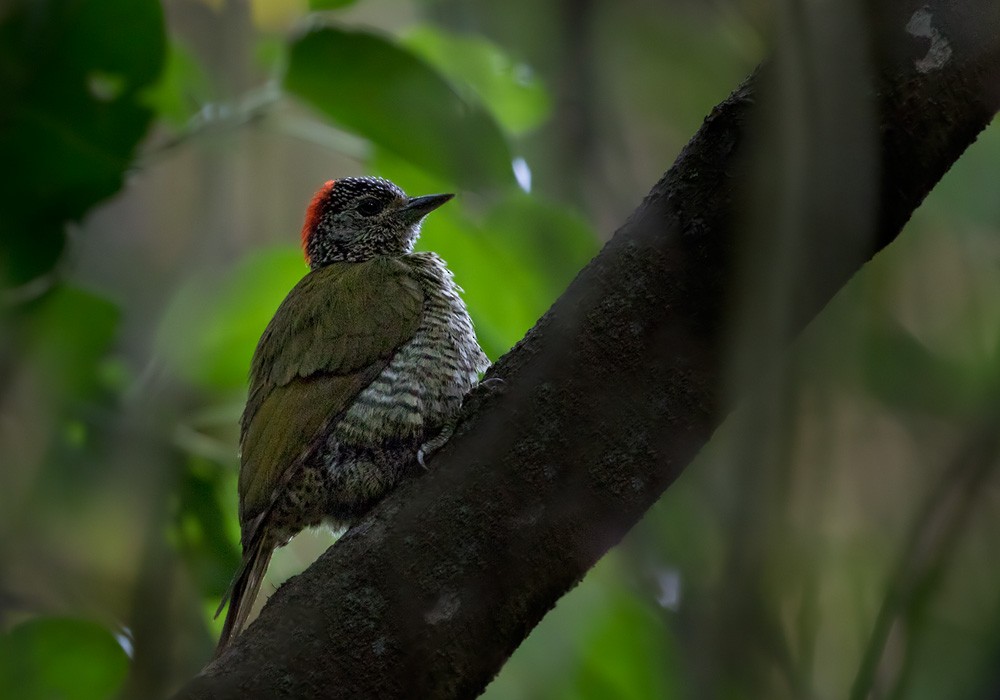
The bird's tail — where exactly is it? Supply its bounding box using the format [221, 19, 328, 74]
[213, 534, 272, 659]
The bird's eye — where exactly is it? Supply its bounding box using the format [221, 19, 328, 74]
[355, 197, 385, 217]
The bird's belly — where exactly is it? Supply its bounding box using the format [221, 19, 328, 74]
[310, 255, 488, 524]
[334, 313, 481, 445]
[316, 311, 481, 522]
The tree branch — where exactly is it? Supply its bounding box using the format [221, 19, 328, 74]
[175, 1, 1000, 697]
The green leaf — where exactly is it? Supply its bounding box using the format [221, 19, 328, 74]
[157, 247, 308, 390]
[0, 617, 129, 700]
[285, 26, 514, 191]
[403, 26, 551, 135]
[0, 0, 166, 286]
[481, 192, 598, 302]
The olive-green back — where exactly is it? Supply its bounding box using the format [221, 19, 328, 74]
[238, 257, 424, 542]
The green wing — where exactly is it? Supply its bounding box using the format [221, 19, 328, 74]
[238, 257, 424, 541]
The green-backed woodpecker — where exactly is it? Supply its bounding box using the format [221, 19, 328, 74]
[214, 176, 489, 656]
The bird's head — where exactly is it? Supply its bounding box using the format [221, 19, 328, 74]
[300, 176, 453, 268]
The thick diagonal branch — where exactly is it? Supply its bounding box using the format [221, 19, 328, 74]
[175, 2, 1000, 697]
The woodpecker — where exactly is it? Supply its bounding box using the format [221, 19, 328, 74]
[214, 176, 489, 656]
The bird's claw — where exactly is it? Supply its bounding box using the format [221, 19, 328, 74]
[417, 422, 455, 470]
[468, 376, 506, 402]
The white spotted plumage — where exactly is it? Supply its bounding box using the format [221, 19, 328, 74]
[337, 252, 488, 443]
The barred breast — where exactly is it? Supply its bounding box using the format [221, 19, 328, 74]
[335, 252, 489, 445]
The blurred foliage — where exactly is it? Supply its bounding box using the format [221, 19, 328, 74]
[0, 617, 129, 700]
[308, 0, 359, 10]
[141, 40, 214, 128]
[170, 456, 240, 601]
[1, 0, 1000, 698]
[157, 247, 306, 390]
[18, 287, 120, 403]
[860, 320, 1000, 418]
[0, 0, 165, 286]
[285, 26, 514, 190]
[402, 25, 551, 135]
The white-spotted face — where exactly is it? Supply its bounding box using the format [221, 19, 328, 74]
[301, 177, 453, 267]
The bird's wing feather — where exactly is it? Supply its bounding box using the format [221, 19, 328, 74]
[237, 257, 424, 537]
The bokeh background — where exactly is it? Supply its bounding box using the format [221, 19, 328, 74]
[2, 0, 999, 698]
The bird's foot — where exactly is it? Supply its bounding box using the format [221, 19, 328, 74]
[478, 376, 506, 392]
[417, 422, 455, 470]
[467, 376, 506, 403]
[416, 378, 506, 469]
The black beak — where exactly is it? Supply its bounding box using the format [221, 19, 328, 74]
[401, 193, 453, 223]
